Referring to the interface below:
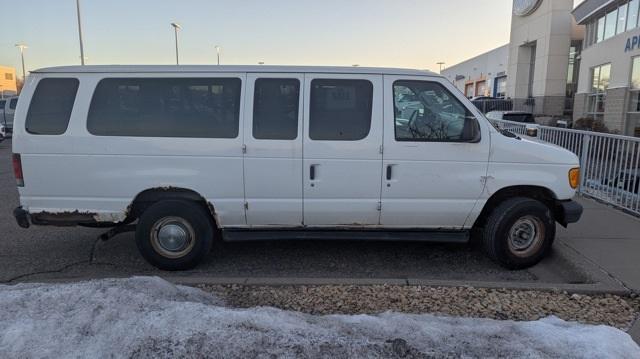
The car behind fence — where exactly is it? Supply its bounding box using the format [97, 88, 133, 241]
[472, 98, 535, 114]
[490, 118, 640, 216]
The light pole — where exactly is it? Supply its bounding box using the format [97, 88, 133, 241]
[214, 45, 221, 65]
[15, 44, 27, 80]
[171, 22, 181, 65]
[437, 62, 445, 73]
[76, 0, 85, 65]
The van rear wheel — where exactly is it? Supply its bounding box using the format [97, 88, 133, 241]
[136, 200, 214, 271]
[482, 197, 555, 269]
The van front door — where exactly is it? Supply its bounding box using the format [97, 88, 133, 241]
[381, 76, 490, 228]
[243, 73, 304, 226]
[302, 74, 383, 226]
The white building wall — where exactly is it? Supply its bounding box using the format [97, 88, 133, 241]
[442, 45, 509, 96]
[507, 0, 575, 111]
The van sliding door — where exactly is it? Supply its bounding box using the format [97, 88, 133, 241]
[302, 74, 384, 226]
[243, 73, 304, 226]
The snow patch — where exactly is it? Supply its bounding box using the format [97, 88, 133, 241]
[0, 277, 637, 358]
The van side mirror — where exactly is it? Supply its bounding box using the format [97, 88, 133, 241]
[462, 117, 481, 143]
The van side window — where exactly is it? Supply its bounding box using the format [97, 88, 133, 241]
[394, 81, 476, 142]
[26, 78, 79, 135]
[309, 79, 372, 141]
[9, 98, 18, 110]
[0, 100, 5, 110]
[253, 78, 299, 140]
[87, 78, 241, 138]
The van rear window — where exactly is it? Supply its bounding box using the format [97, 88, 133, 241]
[87, 78, 241, 138]
[26, 78, 79, 135]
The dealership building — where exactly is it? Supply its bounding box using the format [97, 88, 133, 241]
[443, 0, 640, 137]
[0, 65, 17, 98]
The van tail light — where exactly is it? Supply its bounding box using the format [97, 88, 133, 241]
[12, 154, 24, 187]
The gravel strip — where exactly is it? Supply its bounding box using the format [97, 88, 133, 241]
[197, 284, 640, 330]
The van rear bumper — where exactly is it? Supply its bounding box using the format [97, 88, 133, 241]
[555, 200, 583, 227]
[13, 207, 30, 228]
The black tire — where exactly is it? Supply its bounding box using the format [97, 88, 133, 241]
[482, 197, 555, 269]
[136, 200, 214, 271]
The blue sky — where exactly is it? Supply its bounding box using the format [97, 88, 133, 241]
[1, 0, 578, 75]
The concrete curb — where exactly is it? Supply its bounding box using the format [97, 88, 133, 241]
[629, 319, 640, 345]
[164, 275, 629, 296]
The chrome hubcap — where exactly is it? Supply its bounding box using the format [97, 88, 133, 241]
[508, 216, 544, 257]
[158, 224, 188, 251]
[150, 217, 195, 258]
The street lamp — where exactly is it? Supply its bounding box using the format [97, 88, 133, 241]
[437, 62, 445, 73]
[171, 22, 181, 65]
[76, 0, 86, 65]
[15, 44, 27, 80]
[214, 45, 221, 65]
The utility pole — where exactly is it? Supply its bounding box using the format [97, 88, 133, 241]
[171, 22, 181, 65]
[214, 45, 221, 65]
[76, 0, 86, 65]
[437, 62, 445, 73]
[15, 44, 27, 80]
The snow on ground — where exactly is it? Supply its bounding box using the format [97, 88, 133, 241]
[0, 277, 638, 359]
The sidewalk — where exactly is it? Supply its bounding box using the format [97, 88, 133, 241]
[557, 196, 640, 342]
[557, 196, 640, 292]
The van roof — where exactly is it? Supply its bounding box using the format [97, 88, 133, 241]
[31, 65, 438, 77]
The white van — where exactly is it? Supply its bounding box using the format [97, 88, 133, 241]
[1, 96, 18, 136]
[11, 65, 583, 270]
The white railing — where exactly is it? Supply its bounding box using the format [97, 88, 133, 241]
[489, 118, 640, 216]
[490, 118, 529, 136]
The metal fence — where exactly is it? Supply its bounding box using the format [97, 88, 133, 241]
[489, 118, 640, 215]
[472, 98, 535, 114]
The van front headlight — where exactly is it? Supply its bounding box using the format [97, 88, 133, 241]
[569, 168, 580, 189]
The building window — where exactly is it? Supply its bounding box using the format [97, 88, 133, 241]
[605, 9, 618, 40]
[586, 64, 611, 121]
[618, 3, 628, 35]
[597, 16, 606, 43]
[628, 0, 639, 31]
[4, 73, 13, 81]
[627, 57, 640, 136]
[494, 76, 507, 98]
[475, 80, 486, 97]
[464, 83, 474, 98]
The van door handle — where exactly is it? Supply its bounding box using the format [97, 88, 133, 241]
[386, 165, 393, 180]
[310, 165, 316, 180]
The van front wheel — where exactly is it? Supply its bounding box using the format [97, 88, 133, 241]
[136, 200, 214, 271]
[482, 197, 555, 269]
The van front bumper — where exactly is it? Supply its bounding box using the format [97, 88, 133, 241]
[555, 200, 583, 227]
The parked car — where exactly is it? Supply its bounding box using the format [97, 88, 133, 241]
[11, 65, 582, 271]
[584, 169, 640, 206]
[471, 97, 513, 113]
[0, 96, 18, 137]
[486, 111, 536, 124]
[0, 123, 5, 142]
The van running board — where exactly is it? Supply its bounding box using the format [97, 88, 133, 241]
[221, 229, 470, 243]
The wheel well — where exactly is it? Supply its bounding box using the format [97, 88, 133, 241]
[126, 187, 219, 228]
[473, 186, 557, 229]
